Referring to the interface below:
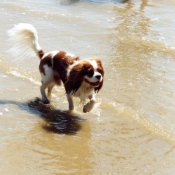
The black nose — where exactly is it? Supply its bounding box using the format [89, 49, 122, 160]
[95, 75, 101, 80]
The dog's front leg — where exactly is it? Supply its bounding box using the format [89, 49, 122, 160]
[67, 94, 74, 111]
[83, 94, 96, 113]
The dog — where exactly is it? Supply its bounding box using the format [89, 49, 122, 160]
[8, 23, 104, 113]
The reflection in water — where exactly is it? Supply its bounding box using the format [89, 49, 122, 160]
[140, 0, 148, 11]
[59, 0, 130, 5]
[28, 100, 85, 135]
[0, 99, 84, 135]
[114, 0, 150, 39]
[108, 0, 152, 107]
[0, 99, 93, 175]
[106, 0, 175, 141]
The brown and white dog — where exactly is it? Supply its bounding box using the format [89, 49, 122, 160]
[8, 23, 104, 113]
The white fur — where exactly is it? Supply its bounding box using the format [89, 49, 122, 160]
[41, 65, 54, 84]
[68, 82, 96, 113]
[88, 60, 98, 69]
[72, 82, 94, 101]
[84, 72, 102, 83]
[8, 23, 41, 57]
[66, 53, 76, 57]
[67, 83, 96, 113]
[42, 50, 59, 59]
[40, 65, 54, 103]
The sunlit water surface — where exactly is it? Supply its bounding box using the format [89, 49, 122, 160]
[1, 0, 175, 174]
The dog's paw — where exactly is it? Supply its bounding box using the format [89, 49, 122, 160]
[34, 97, 50, 104]
[83, 107, 89, 113]
[42, 99, 50, 104]
[83, 101, 95, 113]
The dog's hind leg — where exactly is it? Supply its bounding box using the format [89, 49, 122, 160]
[40, 82, 50, 104]
[48, 83, 54, 96]
[40, 65, 54, 104]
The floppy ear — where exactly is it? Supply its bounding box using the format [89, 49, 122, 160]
[65, 63, 85, 94]
[94, 79, 103, 92]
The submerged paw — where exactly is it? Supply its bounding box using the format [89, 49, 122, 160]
[83, 103, 93, 113]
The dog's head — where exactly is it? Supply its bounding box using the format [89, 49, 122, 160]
[65, 58, 104, 94]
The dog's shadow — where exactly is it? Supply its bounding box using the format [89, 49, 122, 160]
[0, 99, 84, 135]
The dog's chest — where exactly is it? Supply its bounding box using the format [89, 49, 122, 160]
[73, 82, 94, 101]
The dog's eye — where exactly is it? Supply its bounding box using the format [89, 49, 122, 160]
[97, 68, 103, 75]
[86, 69, 93, 77]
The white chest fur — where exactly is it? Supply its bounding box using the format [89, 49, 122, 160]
[73, 81, 94, 101]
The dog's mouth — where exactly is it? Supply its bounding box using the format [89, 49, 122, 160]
[84, 78, 100, 87]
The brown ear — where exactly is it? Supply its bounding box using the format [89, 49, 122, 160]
[65, 64, 85, 94]
[94, 79, 103, 92]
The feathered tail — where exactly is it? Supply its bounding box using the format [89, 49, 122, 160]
[8, 23, 45, 59]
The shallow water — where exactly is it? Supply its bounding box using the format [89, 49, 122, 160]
[1, 0, 175, 174]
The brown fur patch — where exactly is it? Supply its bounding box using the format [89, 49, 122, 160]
[65, 62, 86, 94]
[52, 51, 79, 84]
[39, 53, 52, 75]
[38, 50, 45, 59]
[53, 72, 61, 85]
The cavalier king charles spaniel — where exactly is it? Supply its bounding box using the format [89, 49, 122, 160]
[8, 23, 104, 113]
